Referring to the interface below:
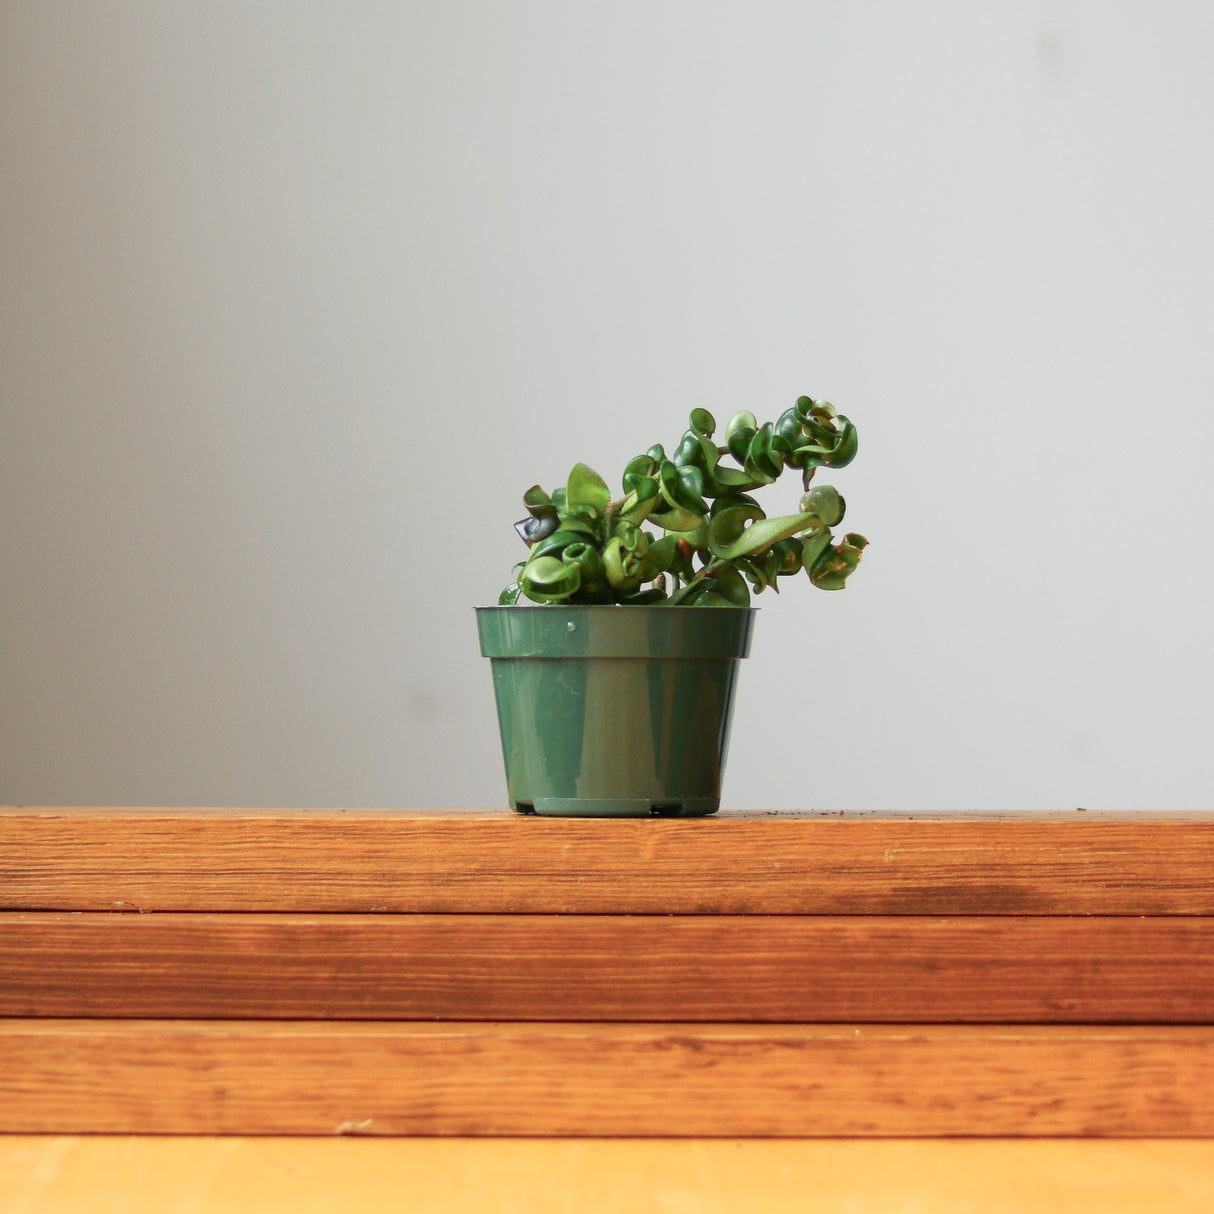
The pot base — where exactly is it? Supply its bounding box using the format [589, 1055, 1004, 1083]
[513, 797, 719, 818]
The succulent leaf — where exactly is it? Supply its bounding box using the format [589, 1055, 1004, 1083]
[566, 463, 611, 513]
[520, 555, 581, 603]
[798, 484, 846, 527]
[499, 394, 865, 604]
[515, 514, 559, 544]
[707, 508, 818, 562]
[808, 533, 869, 590]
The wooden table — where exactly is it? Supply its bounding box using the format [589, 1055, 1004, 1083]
[3, 807, 1213, 1209]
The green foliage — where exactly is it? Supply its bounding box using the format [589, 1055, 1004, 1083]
[500, 396, 867, 607]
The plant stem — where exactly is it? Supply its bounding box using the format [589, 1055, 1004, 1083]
[690, 558, 726, 584]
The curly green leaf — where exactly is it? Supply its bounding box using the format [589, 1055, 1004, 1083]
[798, 484, 846, 527]
[520, 555, 581, 603]
[603, 526, 649, 592]
[800, 529, 831, 570]
[522, 485, 557, 519]
[649, 505, 707, 533]
[724, 410, 756, 445]
[619, 474, 660, 525]
[657, 459, 707, 513]
[563, 541, 609, 599]
[712, 562, 751, 606]
[809, 533, 869, 590]
[743, 423, 788, 484]
[528, 527, 595, 562]
[707, 507, 820, 562]
[499, 392, 864, 604]
[771, 536, 803, 576]
[566, 463, 611, 513]
[620, 586, 668, 605]
[637, 534, 678, 580]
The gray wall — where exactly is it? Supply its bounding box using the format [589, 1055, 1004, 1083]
[3, 2, 1212, 810]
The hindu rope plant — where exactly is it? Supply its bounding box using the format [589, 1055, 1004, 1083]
[500, 396, 867, 607]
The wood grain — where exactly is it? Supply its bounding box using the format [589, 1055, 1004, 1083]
[4, 808, 1213, 915]
[7, 1138, 1214, 1214]
[6, 912, 1214, 1023]
[3, 1020, 1213, 1137]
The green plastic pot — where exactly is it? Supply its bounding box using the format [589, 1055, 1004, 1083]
[476, 605, 755, 817]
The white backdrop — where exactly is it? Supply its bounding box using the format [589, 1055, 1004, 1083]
[2, 2, 1212, 810]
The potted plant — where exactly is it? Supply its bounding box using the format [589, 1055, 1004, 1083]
[477, 396, 867, 816]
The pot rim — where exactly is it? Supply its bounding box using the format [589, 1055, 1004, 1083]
[476, 603, 756, 660]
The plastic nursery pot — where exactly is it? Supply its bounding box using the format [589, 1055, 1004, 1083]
[476, 605, 755, 817]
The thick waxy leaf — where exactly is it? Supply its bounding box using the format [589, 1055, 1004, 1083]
[727, 424, 756, 464]
[795, 396, 836, 424]
[604, 537, 641, 590]
[791, 412, 858, 470]
[637, 534, 678, 580]
[520, 555, 581, 603]
[771, 537, 803, 576]
[514, 514, 559, 544]
[562, 541, 608, 598]
[707, 508, 821, 561]
[619, 474, 660, 524]
[706, 464, 754, 493]
[725, 411, 757, 444]
[665, 577, 715, 606]
[809, 533, 869, 590]
[733, 555, 770, 593]
[705, 503, 765, 552]
[685, 409, 720, 469]
[683, 518, 709, 549]
[498, 582, 522, 605]
[677, 409, 747, 497]
[823, 416, 859, 467]
[566, 463, 610, 513]
[712, 562, 750, 606]
[710, 492, 762, 516]
[666, 578, 740, 607]
[774, 407, 802, 447]
[674, 431, 707, 471]
[657, 459, 707, 513]
[620, 586, 668, 604]
[603, 525, 649, 591]
[621, 477, 659, 508]
[497, 392, 864, 604]
[614, 519, 642, 550]
[743, 423, 786, 484]
[798, 484, 846, 527]
[649, 505, 706, 533]
[741, 549, 780, 592]
[665, 580, 739, 606]
[522, 485, 557, 519]
[800, 529, 832, 569]
[623, 454, 656, 482]
[528, 527, 592, 562]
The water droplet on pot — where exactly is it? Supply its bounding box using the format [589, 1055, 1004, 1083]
[567, 621, 577, 631]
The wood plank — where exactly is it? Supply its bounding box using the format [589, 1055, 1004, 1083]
[6, 912, 1214, 1023]
[3, 808, 1213, 915]
[3, 1020, 1213, 1137]
[6, 1138, 1214, 1214]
